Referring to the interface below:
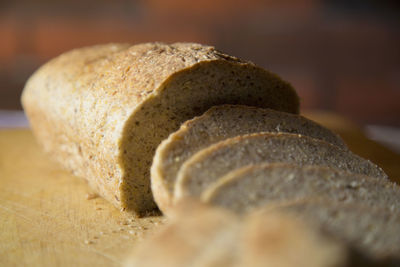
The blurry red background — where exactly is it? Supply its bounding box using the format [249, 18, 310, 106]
[1, 0, 399, 126]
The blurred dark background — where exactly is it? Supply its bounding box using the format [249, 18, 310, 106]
[1, 0, 399, 126]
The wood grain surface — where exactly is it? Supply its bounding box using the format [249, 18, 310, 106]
[0, 112, 399, 266]
[0, 130, 164, 267]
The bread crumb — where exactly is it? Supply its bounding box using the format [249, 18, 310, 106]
[86, 193, 98, 200]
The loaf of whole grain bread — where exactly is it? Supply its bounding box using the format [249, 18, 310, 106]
[21, 42, 299, 214]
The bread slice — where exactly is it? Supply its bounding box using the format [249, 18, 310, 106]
[124, 201, 352, 267]
[21, 42, 299, 214]
[202, 163, 400, 214]
[175, 133, 387, 202]
[240, 209, 362, 267]
[124, 201, 240, 267]
[263, 199, 400, 262]
[151, 105, 347, 213]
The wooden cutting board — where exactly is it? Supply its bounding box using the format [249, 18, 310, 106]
[1, 112, 399, 266]
[0, 130, 165, 267]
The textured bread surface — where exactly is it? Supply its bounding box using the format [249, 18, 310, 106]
[21, 42, 299, 214]
[202, 163, 400, 214]
[263, 199, 400, 262]
[175, 133, 387, 201]
[151, 105, 347, 213]
[125, 201, 352, 267]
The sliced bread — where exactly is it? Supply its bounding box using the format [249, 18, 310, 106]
[240, 209, 365, 267]
[151, 104, 347, 213]
[262, 199, 400, 262]
[124, 201, 240, 267]
[202, 163, 400, 214]
[21, 42, 299, 214]
[124, 201, 352, 267]
[174, 133, 387, 202]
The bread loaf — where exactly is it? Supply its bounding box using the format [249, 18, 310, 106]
[202, 163, 400, 214]
[174, 133, 387, 203]
[151, 105, 347, 213]
[21, 42, 299, 214]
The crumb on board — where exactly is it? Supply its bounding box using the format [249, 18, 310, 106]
[86, 193, 99, 200]
[84, 240, 93, 245]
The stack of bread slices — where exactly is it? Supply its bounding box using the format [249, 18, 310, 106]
[151, 105, 400, 264]
[125, 201, 380, 267]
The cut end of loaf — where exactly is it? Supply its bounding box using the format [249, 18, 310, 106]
[118, 60, 299, 214]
